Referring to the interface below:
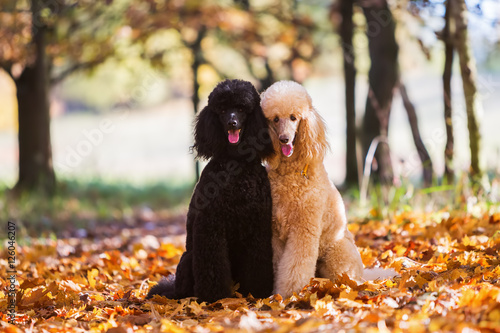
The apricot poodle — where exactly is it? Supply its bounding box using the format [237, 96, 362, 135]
[260, 80, 364, 298]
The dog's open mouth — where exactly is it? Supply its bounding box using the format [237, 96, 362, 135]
[281, 136, 296, 157]
[281, 143, 294, 157]
[228, 129, 241, 144]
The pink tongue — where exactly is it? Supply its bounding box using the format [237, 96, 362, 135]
[281, 144, 293, 157]
[228, 130, 240, 143]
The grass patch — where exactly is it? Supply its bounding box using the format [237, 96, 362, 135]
[340, 171, 500, 221]
[1, 178, 193, 237]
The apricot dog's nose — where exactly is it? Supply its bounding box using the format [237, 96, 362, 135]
[279, 136, 289, 144]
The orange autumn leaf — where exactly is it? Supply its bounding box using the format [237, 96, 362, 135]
[87, 268, 99, 289]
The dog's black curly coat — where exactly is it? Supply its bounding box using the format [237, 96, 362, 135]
[147, 79, 274, 303]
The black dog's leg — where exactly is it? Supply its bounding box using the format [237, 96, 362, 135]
[238, 227, 274, 299]
[236, 179, 274, 299]
[173, 251, 195, 298]
[192, 216, 232, 303]
[148, 209, 195, 300]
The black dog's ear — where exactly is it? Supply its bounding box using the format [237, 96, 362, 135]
[244, 93, 275, 159]
[192, 105, 225, 160]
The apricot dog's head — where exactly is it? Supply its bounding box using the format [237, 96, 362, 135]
[261, 81, 329, 165]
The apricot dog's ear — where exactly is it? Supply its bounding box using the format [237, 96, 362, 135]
[297, 106, 329, 162]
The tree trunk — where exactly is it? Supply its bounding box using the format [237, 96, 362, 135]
[189, 27, 206, 183]
[443, 0, 455, 184]
[450, 0, 482, 178]
[361, 0, 399, 185]
[13, 0, 55, 195]
[339, 0, 359, 187]
[399, 82, 433, 186]
[259, 60, 275, 91]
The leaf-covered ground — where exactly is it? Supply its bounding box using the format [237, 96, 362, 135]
[2, 208, 500, 332]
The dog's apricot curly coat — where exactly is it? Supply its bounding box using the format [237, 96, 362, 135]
[261, 80, 364, 298]
[147, 79, 274, 302]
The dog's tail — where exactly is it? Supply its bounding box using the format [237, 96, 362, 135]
[146, 275, 176, 299]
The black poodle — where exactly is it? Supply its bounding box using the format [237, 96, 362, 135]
[147, 79, 275, 303]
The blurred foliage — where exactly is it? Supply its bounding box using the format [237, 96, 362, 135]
[122, 0, 330, 93]
[1, 178, 192, 237]
[0, 0, 129, 74]
[59, 59, 169, 111]
[1, 0, 498, 103]
[0, 0, 339, 111]
[2, 0, 497, 111]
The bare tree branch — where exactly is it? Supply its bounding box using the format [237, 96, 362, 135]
[50, 59, 104, 85]
[399, 81, 433, 186]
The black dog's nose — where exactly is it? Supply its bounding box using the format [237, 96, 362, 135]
[228, 119, 238, 128]
[279, 136, 289, 144]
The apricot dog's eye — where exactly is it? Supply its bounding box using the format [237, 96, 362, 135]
[290, 115, 297, 121]
[274, 117, 279, 123]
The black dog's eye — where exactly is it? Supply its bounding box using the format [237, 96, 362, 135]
[273, 117, 279, 123]
[221, 110, 226, 114]
[290, 115, 297, 121]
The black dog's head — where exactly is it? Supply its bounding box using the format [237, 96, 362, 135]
[193, 79, 274, 161]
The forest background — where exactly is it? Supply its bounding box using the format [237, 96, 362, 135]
[1, 0, 499, 198]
